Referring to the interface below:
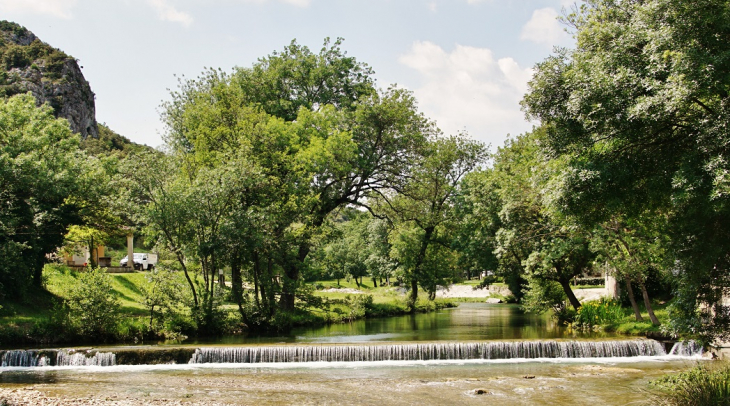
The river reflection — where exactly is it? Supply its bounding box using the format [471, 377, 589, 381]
[188, 303, 617, 346]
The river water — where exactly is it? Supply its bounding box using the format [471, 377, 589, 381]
[191, 303, 613, 345]
[0, 304, 705, 405]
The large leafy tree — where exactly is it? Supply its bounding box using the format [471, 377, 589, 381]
[491, 129, 593, 312]
[0, 94, 87, 296]
[158, 39, 433, 319]
[522, 0, 730, 339]
[385, 135, 487, 306]
[234, 37, 376, 122]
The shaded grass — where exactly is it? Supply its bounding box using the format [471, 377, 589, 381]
[602, 302, 669, 336]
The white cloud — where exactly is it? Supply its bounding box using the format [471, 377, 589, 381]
[148, 0, 194, 27]
[520, 7, 568, 47]
[427, 2, 437, 12]
[280, 0, 311, 6]
[234, 0, 311, 6]
[0, 0, 78, 19]
[399, 41, 534, 148]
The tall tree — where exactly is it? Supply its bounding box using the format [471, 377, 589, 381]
[491, 129, 593, 312]
[162, 57, 433, 313]
[522, 0, 730, 340]
[0, 94, 87, 295]
[158, 40, 434, 318]
[385, 135, 487, 307]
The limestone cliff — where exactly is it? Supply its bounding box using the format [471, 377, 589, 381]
[0, 21, 98, 139]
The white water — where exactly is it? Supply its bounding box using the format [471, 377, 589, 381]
[55, 350, 116, 367]
[1, 350, 50, 367]
[668, 340, 704, 357]
[0, 349, 115, 367]
[189, 340, 668, 364]
[0, 338, 704, 370]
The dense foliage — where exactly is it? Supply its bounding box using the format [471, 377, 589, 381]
[522, 0, 730, 341]
[3, 8, 729, 344]
[0, 94, 88, 297]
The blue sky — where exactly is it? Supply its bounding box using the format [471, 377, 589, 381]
[1, 0, 575, 149]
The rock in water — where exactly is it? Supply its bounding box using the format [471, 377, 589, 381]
[0, 20, 98, 139]
[485, 298, 503, 304]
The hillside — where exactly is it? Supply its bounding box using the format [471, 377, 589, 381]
[0, 20, 98, 139]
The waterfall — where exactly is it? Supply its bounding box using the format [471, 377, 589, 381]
[1, 339, 701, 368]
[56, 350, 116, 366]
[668, 340, 703, 357]
[0, 350, 50, 367]
[189, 339, 667, 364]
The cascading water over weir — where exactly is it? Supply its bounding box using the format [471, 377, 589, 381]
[0, 339, 702, 368]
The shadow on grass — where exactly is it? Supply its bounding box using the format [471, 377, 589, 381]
[112, 275, 144, 298]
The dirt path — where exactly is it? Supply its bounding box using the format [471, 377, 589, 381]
[436, 284, 608, 302]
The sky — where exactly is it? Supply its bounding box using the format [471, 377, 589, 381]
[0, 0, 576, 150]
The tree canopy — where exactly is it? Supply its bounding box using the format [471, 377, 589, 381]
[522, 0, 730, 340]
[0, 93, 88, 296]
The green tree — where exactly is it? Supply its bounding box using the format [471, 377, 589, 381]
[591, 214, 670, 325]
[522, 0, 730, 339]
[385, 135, 487, 307]
[491, 129, 593, 312]
[234, 37, 375, 122]
[0, 93, 87, 295]
[161, 41, 434, 314]
[453, 170, 501, 282]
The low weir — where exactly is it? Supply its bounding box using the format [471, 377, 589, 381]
[0, 339, 701, 368]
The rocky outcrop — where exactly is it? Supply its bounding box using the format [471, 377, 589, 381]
[0, 21, 98, 139]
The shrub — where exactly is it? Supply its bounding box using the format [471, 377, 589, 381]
[573, 299, 626, 329]
[650, 362, 730, 406]
[65, 267, 120, 340]
[345, 294, 373, 320]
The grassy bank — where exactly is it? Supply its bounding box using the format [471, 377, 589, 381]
[569, 298, 670, 338]
[0, 266, 456, 347]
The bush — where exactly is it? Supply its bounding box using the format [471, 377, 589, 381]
[65, 267, 120, 340]
[573, 299, 626, 329]
[650, 362, 730, 406]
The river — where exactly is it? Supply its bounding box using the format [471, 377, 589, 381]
[0, 303, 705, 405]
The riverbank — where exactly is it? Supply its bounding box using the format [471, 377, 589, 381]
[0, 267, 461, 347]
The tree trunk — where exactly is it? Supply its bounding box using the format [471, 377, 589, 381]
[559, 279, 582, 310]
[625, 279, 643, 321]
[231, 252, 244, 318]
[174, 251, 198, 308]
[639, 281, 661, 326]
[267, 256, 277, 315]
[373, 278, 377, 288]
[409, 278, 418, 308]
[408, 226, 434, 312]
[254, 253, 266, 315]
[279, 243, 310, 311]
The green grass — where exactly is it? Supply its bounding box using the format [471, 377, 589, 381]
[602, 302, 669, 335]
[1, 267, 462, 345]
[650, 362, 730, 406]
[42, 265, 148, 315]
